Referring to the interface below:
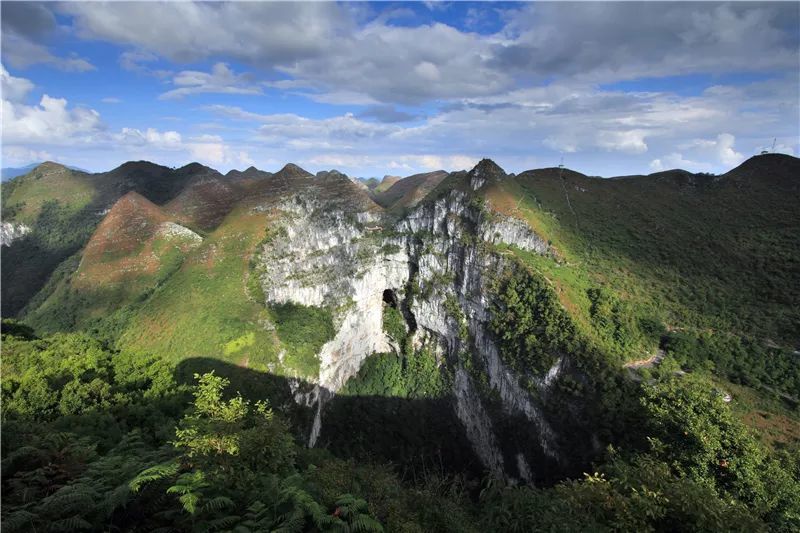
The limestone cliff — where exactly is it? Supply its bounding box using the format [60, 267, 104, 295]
[252, 160, 588, 482]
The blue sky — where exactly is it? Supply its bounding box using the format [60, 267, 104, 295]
[2, 1, 798, 178]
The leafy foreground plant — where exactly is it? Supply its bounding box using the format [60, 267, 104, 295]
[128, 372, 383, 532]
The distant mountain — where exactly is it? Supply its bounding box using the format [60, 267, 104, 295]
[374, 175, 401, 193]
[372, 170, 448, 209]
[1, 162, 87, 181]
[357, 176, 381, 189]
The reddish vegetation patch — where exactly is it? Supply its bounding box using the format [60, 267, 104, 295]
[742, 410, 800, 449]
[553, 283, 580, 317]
[139, 313, 175, 340]
[375, 170, 447, 209]
[484, 183, 521, 217]
[77, 192, 171, 285]
[165, 177, 241, 231]
[83, 192, 168, 260]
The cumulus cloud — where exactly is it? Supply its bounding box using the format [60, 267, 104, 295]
[159, 63, 262, 100]
[116, 127, 182, 149]
[114, 127, 252, 167]
[4, 3, 798, 175]
[650, 133, 746, 172]
[59, 2, 507, 104]
[280, 22, 510, 104]
[305, 153, 477, 174]
[0, 69, 251, 171]
[62, 2, 348, 65]
[597, 130, 649, 154]
[1, 64, 34, 102]
[649, 153, 710, 173]
[2, 94, 103, 144]
[197, 74, 796, 176]
[714, 133, 745, 167]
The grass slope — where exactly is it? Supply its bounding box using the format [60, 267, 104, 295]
[116, 206, 281, 370]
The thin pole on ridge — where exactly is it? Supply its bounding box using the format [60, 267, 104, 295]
[558, 153, 579, 229]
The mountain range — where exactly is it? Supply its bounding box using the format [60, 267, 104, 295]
[2, 155, 800, 480]
[2, 153, 799, 529]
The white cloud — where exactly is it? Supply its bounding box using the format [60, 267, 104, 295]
[0, 69, 253, 171]
[414, 61, 441, 82]
[114, 128, 252, 167]
[62, 2, 348, 65]
[715, 133, 744, 167]
[1, 64, 34, 102]
[3, 3, 798, 177]
[159, 63, 262, 100]
[2, 145, 53, 166]
[597, 130, 649, 154]
[195, 74, 797, 177]
[305, 153, 477, 173]
[116, 127, 183, 149]
[101, 97, 122, 104]
[650, 133, 747, 172]
[649, 153, 710, 173]
[2, 94, 103, 144]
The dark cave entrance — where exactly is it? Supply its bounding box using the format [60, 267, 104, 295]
[382, 288, 417, 334]
[382, 289, 398, 308]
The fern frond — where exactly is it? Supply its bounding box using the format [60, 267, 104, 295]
[46, 515, 93, 531]
[349, 515, 384, 533]
[201, 495, 234, 513]
[177, 492, 199, 514]
[2, 510, 38, 532]
[129, 461, 179, 493]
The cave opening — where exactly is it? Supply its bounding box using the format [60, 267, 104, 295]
[382, 288, 417, 334]
[382, 289, 398, 308]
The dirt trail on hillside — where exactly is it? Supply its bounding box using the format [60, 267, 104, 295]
[624, 348, 666, 369]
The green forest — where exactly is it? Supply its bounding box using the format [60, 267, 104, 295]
[3, 308, 799, 531]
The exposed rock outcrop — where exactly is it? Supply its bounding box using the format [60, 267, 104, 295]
[1, 222, 31, 246]
[253, 160, 574, 482]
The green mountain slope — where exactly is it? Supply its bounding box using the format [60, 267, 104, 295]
[0, 161, 216, 315]
[483, 154, 800, 348]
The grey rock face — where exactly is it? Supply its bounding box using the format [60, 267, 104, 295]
[1, 222, 31, 246]
[254, 183, 568, 480]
